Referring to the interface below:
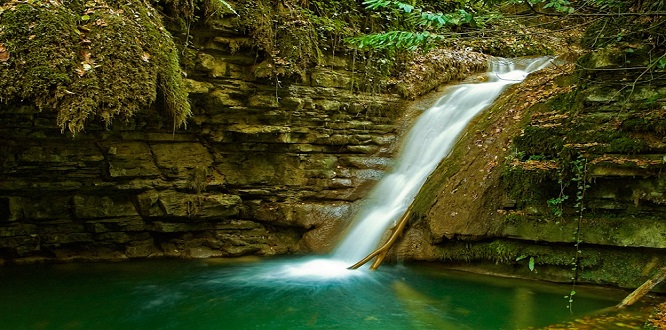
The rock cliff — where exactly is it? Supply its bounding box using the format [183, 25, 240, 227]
[0, 10, 489, 263]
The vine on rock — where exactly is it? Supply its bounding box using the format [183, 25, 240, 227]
[565, 154, 589, 312]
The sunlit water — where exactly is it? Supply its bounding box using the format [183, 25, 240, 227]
[0, 258, 622, 329]
[333, 57, 553, 263]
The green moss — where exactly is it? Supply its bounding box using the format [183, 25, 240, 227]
[436, 239, 581, 267]
[622, 111, 666, 135]
[0, 0, 190, 132]
[513, 126, 566, 157]
[233, 0, 328, 81]
[503, 212, 525, 225]
[504, 165, 560, 205]
[607, 137, 649, 153]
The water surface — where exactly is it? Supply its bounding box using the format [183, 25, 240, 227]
[0, 258, 622, 329]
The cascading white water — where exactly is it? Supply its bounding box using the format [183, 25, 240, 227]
[332, 57, 553, 264]
[254, 57, 553, 280]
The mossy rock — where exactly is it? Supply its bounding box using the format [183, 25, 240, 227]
[0, 0, 190, 132]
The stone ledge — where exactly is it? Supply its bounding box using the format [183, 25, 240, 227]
[136, 190, 241, 220]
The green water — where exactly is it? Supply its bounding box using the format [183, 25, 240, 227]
[0, 257, 622, 329]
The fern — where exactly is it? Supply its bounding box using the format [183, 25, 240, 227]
[348, 31, 440, 52]
[362, 0, 411, 12]
[412, 9, 473, 28]
[351, 0, 480, 52]
[353, 0, 579, 53]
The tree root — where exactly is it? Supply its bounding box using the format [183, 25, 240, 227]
[347, 206, 412, 270]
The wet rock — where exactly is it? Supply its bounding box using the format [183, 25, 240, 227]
[105, 142, 161, 178]
[136, 190, 241, 219]
[311, 69, 352, 89]
[72, 195, 139, 219]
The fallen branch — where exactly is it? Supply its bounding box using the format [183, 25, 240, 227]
[348, 206, 412, 270]
[617, 266, 666, 308]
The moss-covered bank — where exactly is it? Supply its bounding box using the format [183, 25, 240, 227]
[0, 0, 189, 133]
[405, 26, 666, 291]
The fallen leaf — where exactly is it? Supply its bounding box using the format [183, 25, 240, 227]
[141, 52, 150, 62]
[0, 44, 9, 62]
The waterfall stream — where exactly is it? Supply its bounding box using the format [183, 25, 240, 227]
[257, 57, 553, 280]
[332, 57, 553, 264]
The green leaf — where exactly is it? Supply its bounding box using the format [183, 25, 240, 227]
[657, 56, 666, 69]
[528, 257, 535, 271]
[397, 3, 413, 13]
[81, 14, 91, 21]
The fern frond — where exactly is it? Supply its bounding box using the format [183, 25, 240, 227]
[348, 30, 440, 52]
[362, 0, 413, 13]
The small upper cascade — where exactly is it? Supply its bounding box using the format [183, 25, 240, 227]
[332, 57, 553, 264]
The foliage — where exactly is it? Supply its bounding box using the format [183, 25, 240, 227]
[581, 0, 665, 50]
[547, 194, 568, 217]
[0, 0, 190, 133]
[346, 0, 481, 54]
[516, 255, 536, 271]
[350, 0, 665, 60]
[349, 30, 439, 52]
[157, 0, 237, 48]
[229, 0, 402, 91]
[541, 0, 574, 14]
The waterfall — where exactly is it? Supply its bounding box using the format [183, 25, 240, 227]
[255, 57, 553, 280]
[332, 57, 553, 263]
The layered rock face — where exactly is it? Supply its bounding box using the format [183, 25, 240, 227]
[0, 25, 411, 264]
[405, 48, 666, 290]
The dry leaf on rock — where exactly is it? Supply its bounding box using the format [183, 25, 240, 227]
[0, 44, 9, 62]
